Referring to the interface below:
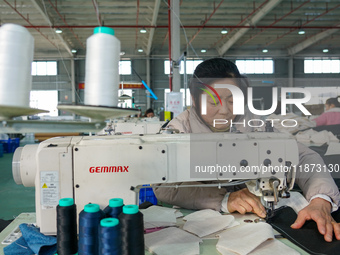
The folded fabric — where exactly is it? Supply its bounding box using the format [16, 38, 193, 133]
[310, 130, 339, 144]
[217, 222, 273, 255]
[183, 209, 222, 221]
[175, 210, 184, 218]
[3, 235, 33, 255]
[141, 206, 178, 229]
[325, 142, 340, 156]
[183, 215, 235, 237]
[267, 113, 315, 134]
[249, 239, 299, 255]
[295, 129, 339, 145]
[217, 238, 299, 255]
[269, 206, 340, 255]
[145, 227, 201, 255]
[3, 224, 57, 255]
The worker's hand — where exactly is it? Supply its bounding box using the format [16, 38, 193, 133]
[291, 197, 340, 242]
[227, 188, 266, 218]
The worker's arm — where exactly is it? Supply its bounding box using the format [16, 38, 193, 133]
[292, 143, 340, 242]
[153, 182, 227, 211]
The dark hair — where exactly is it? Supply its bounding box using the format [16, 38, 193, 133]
[189, 58, 248, 115]
[143, 108, 154, 117]
[325, 97, 340, 108]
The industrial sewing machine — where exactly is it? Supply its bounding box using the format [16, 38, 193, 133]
[98, 118, 165, 135]
[12, 132, 299, 235]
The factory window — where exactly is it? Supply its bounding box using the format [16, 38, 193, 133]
[164, 60, 203, 75]
[119, 60, 131, 75]
[118, 89, 133, 108]
[235, 59, 274, 74]
[304, 87, 340, 105]
[304, 58, 340, 73]
[31, 61, 57, 76]
[30, 90, 58, 116]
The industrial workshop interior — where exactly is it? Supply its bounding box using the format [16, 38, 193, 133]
[1, 0, 340, 254]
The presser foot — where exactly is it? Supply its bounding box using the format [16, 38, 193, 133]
[265, 202, 275, 221]
[265, 205, 289, 222]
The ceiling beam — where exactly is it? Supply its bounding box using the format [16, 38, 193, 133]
[211, 0, 269, 49]
[266, 3, 340, 47]
[146, 0, 161, 56]
[287, 27, 340, 55]
[240, 0, 311, 46]
[47, 0, 85, 49]
[30, 0, 73, 56]
[217, 0, 283, 56]
[22, 25, 340, 30]
[187, 0, 224, 47]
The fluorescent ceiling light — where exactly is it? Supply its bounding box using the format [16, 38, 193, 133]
[221, 28, 228, 34]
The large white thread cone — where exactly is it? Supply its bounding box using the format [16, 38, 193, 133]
[0, 23, 34, 108]
[84, 27, 120, 107]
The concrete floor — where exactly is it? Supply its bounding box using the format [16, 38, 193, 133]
[0, 153, 35, 220]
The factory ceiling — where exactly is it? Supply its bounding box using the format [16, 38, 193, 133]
[1, 0, 340, 59]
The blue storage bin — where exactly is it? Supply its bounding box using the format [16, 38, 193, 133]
[139, 185, 158, 205]
[0, 138, 20, 153]
[0, 140, 6, 154]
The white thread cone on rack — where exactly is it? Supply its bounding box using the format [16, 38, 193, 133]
[84, 27, 120, 107]
[0, 23, 34, 108]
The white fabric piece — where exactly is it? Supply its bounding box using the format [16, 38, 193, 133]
[295, 132, 311, 144]
[141, 206, 177, 229]
[227, 219, 240, 229]
[175, 210, 184, 218]
[216, 247, 237, 255]
[249, 239, 300, 255]
[216, 222, 273, 255]
[183, 215, 235, 237]
[325, 142, 340, 156]
[310, 130, 338, 144]
[266, 113, 315, 134]
[295, 129, 339, 146]
[145, 227, 201, 255]
[183, 209, 222, 221]
[275, 191, 309, 213]
[217, 239, 299, 255]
